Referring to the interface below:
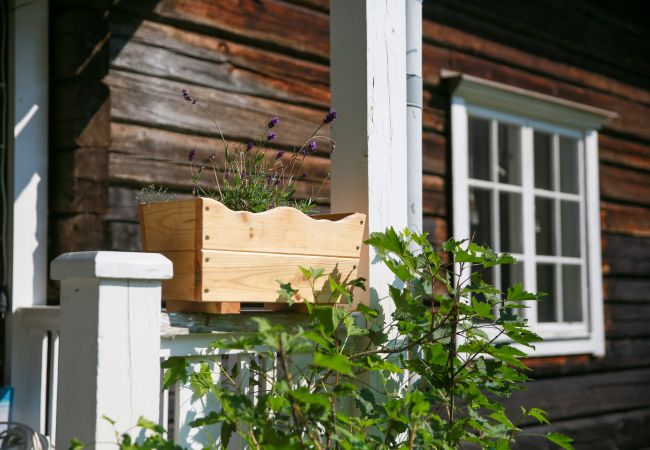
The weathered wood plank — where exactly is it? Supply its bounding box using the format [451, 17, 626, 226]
[107, 221, 141, 251]
[115, 0, 330, 60]
[108, 17, 330, 87]
[505, 368, 650, 424]
[423, 131, 446, 176]
[600, 164, 650, 207]
[424, 42, 650, 141]
[604, 278, 650, 302]
[52, 214, 107, 253]
[424, 1, 650, 84]
[601, 202, 650, 238]
[515, 407, 650, 450]
[605, 302, 650, 339]
[602, 234, 650, 276]
[599, 133, 650, 173]
[110, 38, 329, 107]
[526, 338, 650, 379]
[108, 152, 331, 203]
[422, 20, 650, 106]
[106, 70, 329, 147]
[423, 216, 449, 246]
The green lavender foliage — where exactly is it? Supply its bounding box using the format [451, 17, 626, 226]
[179, 90, 335, 214]
[154, 229, 573, 450]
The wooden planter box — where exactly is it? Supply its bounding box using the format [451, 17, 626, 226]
[139, 198, 365, 313]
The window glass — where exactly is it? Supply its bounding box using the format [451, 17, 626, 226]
[559, 137, 579, 194]
[468, 117, 491, 180]
[537, 264, 556, 322]
[534, 132, 553, 190]
[498, 123, 521, 185]
[561, 200, 581, 257]
[499, 192, 523, 253]
[562, 265, 583, 322]
[470, 188, 492, 247]
[535, 197, 555, 255]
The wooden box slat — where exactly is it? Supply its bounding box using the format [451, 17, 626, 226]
[200, 249, 359, 303]
[139, 198, 365, 307]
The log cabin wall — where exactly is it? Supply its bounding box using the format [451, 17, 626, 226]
[49, 0, 650, 447]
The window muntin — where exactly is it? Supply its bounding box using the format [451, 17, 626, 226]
[464, 109, 589, 339]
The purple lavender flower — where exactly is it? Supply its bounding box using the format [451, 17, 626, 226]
[181, 89, 197, 104]
[275, 150, 285, 159]
[188, 148, 197, 162]
[308, 140, 317, 152]
[323, 108, 338, 124]
[268, 117, 280, 128]
[300, 172, 308, 180]
[246, 141, 254, 151]
[267, 132, 277, 141]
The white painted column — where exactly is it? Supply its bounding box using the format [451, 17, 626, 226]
[51, 252, 172, 449]
[6, 0, 50, 430]
[406, 0, 423, 233]
[330, 0, 408, 311]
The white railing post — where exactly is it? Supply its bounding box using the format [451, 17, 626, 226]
[51, 252, 172, 449]
[330, 0, 408, 311]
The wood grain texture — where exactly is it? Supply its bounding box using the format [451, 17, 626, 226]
[199, 248, 359, 303]
[199, 199, 364, 257]
[140, 199, 197, 252]
[140, 198, 364, 304]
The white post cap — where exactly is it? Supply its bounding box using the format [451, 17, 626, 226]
[51, 251, 173, 281]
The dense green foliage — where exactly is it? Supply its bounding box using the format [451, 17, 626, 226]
[154, 229, 573, 449]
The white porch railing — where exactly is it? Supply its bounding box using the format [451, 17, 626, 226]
[17, 251, 309, 450]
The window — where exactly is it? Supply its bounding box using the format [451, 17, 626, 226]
[446, 72, 615, 356]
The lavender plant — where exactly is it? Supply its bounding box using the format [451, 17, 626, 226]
[180, 89, 337, 214]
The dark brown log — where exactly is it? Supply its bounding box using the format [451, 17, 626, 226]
[108, 17, 330, 87]
[422, 20, 650, 106]
[515, 407, 650, 450]
[109, 38, 329, 107]
[423, 1, 650, 87]
[423, 131, 446, 176]
[107, 221, 142, 251]
[424, 42, 650, 141]
[601, 202, 650, 238]
[505, 368, 650, 424]
[602, 234, 650, 276]
[53, 10, 110, 81]
[599, 133, 650, 173]
[423, 216, 449, 246]
[604, 278, 650, 303]
[115, 0, 330, 60]
[106, 70, 329, 148]
[605, 302, 650, 339]
[600, 164, 650, 207]
[53, 105, 112, 152]
[423, 174, 446, 217]
[52, 214, 107, 253]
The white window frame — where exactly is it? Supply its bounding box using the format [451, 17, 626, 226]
[445, 71, 615, 357]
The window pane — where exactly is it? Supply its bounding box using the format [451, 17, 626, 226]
[561, 200, 581, 257]
[470, 188, 492, 247]
[469, 117, 491, 181]
[500, 192, 523, 253]
[562, 265, 583, 322]
[498, 123, 521, 185]
[560, 137, 579, 194]
[535, 197, 555, 255]
[537, 264, 556, 322]
[534, 131, 553, 190]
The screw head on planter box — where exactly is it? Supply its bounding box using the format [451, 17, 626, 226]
[139, 198, 365, 311]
